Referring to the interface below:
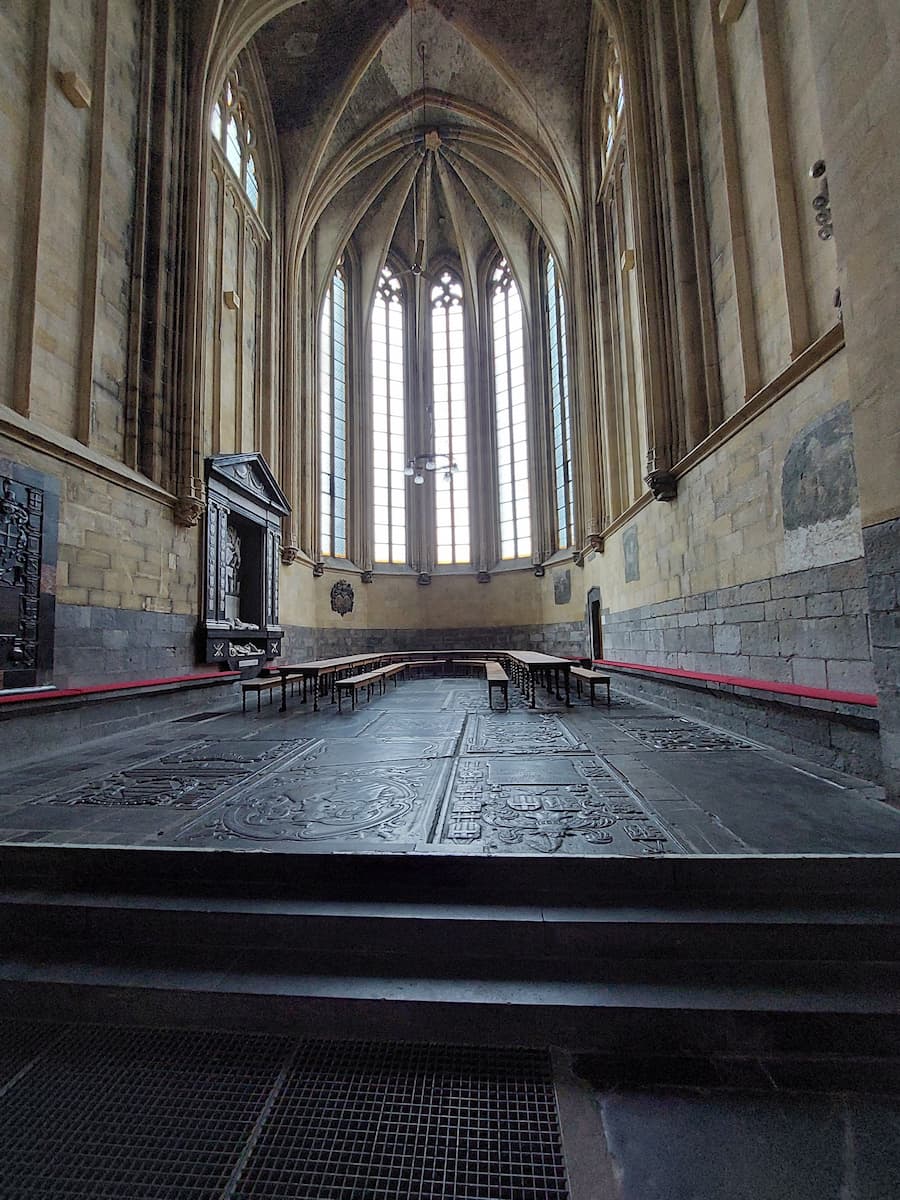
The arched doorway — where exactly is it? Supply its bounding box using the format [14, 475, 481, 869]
[586, 587, 603, 661]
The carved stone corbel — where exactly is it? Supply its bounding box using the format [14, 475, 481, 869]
[533, 563, 546, 578]
[361, 570, 374, 584]
[312, 561, 325, 578]
[174, 494, 205, 527]
[417, 572, 432, 587]
[280, 545, 299, 565]
[646, 469, 678, 501]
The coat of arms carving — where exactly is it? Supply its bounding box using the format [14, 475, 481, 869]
[330, 579, 354, 617]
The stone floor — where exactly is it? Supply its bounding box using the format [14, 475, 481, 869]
[2, 678, 900, 856]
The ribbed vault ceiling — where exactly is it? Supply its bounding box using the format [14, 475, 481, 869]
[251, 0, 592, 304]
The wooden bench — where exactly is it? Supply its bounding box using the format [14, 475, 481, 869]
[336, 666, 391, 712]
[484, 662, 509, 711]
[397, 659, 445, 677]
[571, 666, 611, 706]
[383, 662, 407, 686]
[241, 676, 280, 712]
[452, 658, 489, 678]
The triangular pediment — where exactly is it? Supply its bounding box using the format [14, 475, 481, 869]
[205, 454, 290, 515]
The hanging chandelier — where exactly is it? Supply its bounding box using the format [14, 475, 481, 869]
[403, 452, 459, 484]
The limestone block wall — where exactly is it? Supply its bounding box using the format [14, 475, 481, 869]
[690, 0, 838, 417]
[0, 433, 203, 688]
[280, 620, 585, 663]
[546, 349, 873, 691]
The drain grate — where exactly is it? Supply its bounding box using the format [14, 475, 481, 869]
[0, 1022, 62, 1094]
[0, 1026, 292, 1199]
[0, 1030, 569, 1200]
[236, 1041, 569, 1200]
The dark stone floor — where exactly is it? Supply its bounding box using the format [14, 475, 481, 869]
[2, 679, 899, 855]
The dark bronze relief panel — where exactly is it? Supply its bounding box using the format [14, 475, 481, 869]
[0, 459, 59, 690]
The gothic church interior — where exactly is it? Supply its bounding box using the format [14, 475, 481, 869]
[0, 1, 899, 1195]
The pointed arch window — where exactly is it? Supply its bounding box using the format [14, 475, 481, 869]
[211, 70, 261, 213]
[491, 259, 531, 560]
[431, 270, 470, 565]
[371, 266, 407, 565]
[546, 254, 574, 550]
[319, 268, 347, 559]
[599, 36, 625, 174]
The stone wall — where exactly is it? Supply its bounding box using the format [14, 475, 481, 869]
[863, 518, 900, 789]
[53, 604, 198, 689]
[280, 621, 587, 662]
[601, 560, 874, 694]
[604, 669, 880, 783]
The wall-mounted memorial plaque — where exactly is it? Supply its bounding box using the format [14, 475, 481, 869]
[0, 459, 59, 691]
[201, 454, 290, 670]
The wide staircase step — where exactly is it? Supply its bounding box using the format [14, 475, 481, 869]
[0, 845, 898, 1053]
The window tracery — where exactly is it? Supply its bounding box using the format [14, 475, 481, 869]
[371, 266, 407, 565]
[599, 35, 625, 175]
[211, 70, 261, 212]
[431, 270, 470, 565]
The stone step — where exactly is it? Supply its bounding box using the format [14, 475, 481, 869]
[0, 949, 897, 1053]
[2, 844, 899, 906]
[2, 888, 899, 962]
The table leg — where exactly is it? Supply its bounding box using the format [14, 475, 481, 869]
[279, 673, 288, 713]
[529, 669, 536, 707]
[565, 670, 571, 706]
[313, 673, 320, 712]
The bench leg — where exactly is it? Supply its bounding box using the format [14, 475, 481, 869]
[242, 692, 247, 713]
[589, 682, 595, 706]
[605, 681, 611, 706]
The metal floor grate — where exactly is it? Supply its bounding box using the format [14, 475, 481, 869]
[0, 1028, 569, 1200]
[237, 1041, 568, 1199]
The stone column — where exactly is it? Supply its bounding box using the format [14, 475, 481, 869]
[805, 0, 900, 796]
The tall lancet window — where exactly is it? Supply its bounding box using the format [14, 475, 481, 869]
[546, 254, 574, 550]
[210, 70, 260, 212]
[431, 271, 470, 565]
[319, 268, 347, 558]
[371, 266, 407, 564]
[491, 259, 531, 560]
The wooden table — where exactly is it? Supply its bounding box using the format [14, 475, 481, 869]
[505, 651, 573, 707]
[275, 654, 385, 712]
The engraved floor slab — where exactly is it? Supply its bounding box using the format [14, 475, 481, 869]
[365, 712, 467, 738]
[177, 759, 452, 847]
[620, 724, 756, 751]
[462, 714, 589, 755]
[4, 677, 897, 856]
[28, 738, 318, 812]
[435, 756, 683, 856]
[291, 736, 458, 770]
